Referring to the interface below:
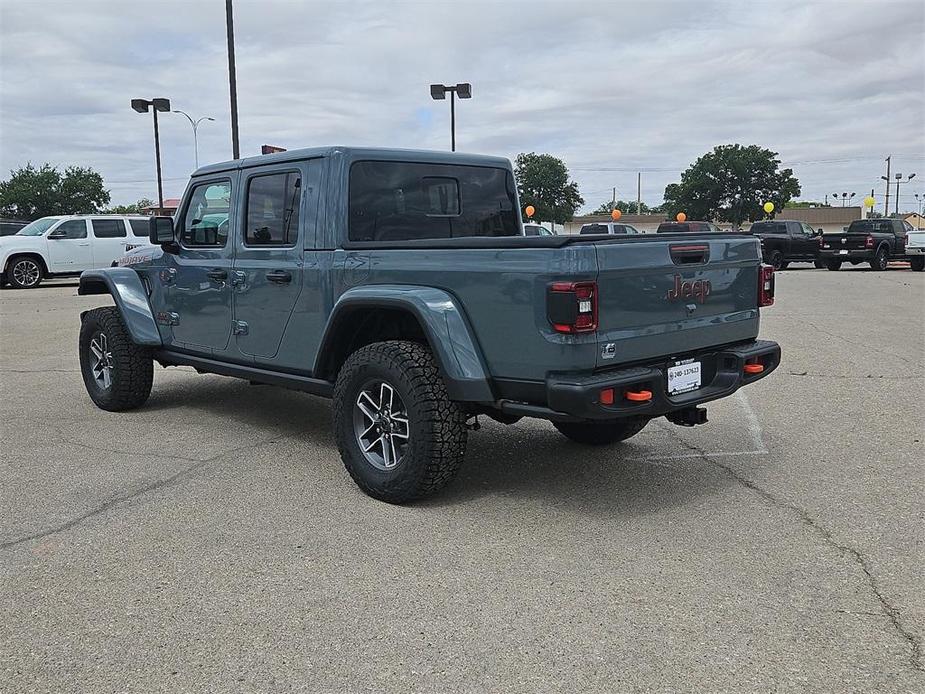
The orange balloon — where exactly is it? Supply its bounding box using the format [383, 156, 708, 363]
[611, 208, 622, 221]
[525, 205, 535, 218]
[676, 212, 687, 222]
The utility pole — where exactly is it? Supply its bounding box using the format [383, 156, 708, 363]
[883, 156, 891, 217]
[611, 187, 616, 210]
[636, 173, 642, 215]
[226, 0, 240, 159]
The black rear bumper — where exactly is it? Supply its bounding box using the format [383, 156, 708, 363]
[498, 339, 780, 422]
[819, 249, 872, 262]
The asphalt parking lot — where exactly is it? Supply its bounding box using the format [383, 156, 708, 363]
[1, 267, 922, 693]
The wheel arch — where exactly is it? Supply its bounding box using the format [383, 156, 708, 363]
[315, 285, 494, 402]
[5, 252, 48, 276]
[78, 268, 162, 346]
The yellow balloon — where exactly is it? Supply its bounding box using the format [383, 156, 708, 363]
[763, 202, 775, 214]
[863, 196, 875, 209]
[524, 205, 535, 218]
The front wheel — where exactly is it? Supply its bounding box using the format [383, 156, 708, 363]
[910, 256, 925, 272]
[79, 307, 154, 411]
[825, 259, 842, 271]
[332, 340, 468, 503]
[870, 246, 889, 271]
[554, 417, 649, 445]
[813, 260, 825, 269]
[7, 256, 43, 289]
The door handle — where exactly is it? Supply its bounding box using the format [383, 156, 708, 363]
[207, 269, 228, 281]
[266, 270, 292, 284]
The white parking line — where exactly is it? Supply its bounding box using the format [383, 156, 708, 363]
[735, 389, 767, 453]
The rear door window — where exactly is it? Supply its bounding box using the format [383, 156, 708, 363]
[91, 219, 127, 238]
[348, 161, 518, 242]
[244, 171, 301, 246]
[128, 219, 149, 237]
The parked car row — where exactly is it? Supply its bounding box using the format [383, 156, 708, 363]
[0, 215, 154, 288]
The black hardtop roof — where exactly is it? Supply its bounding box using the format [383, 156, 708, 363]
[192, 146, 512, 178]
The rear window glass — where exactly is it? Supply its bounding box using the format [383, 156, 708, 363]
[91, 219, 126, 238]
[580, 224, 609, 235]
[348, 161, 518, 242]
[129, 219, 149, 237]
[657, 223, 691, 233]
[847, 220, 893, 233]
[751, 222, 786, 234]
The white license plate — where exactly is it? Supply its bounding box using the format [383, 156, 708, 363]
[668, 360, 702, 395]
[839, 249, 849, 254]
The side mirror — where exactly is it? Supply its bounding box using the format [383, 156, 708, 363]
[149, 216, 175, 245]
[817, 228, 823, 235]
[47, 229, 66, 239]
[843, 226, 848, 232]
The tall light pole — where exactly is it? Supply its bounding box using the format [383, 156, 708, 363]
[430, 83, 471, 152]
[226, 0, 240, 159]
[131, 97, 171, 212]
[893, 172, 916, 216]
[173, 111, 214, 169]
[914, 194, 924, 228]
[831, 192, 856, 207]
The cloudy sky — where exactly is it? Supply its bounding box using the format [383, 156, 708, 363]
[1, 0, 923, 212]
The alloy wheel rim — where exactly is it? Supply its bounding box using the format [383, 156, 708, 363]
[89, 332, 114, 390]
[12, 259, 40, 287]
[353, 380, 410, 470]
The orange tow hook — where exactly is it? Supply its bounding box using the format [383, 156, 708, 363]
[744, 362, 764, 374]
[625, 389, 653, 402]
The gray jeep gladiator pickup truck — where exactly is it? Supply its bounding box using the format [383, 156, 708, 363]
[77, 147, 780, 503]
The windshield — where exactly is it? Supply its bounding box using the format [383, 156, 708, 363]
[16, 218, 58, 236]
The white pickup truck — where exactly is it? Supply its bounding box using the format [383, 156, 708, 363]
[906, 228, 925, 271]
[0, 215, 154, 288]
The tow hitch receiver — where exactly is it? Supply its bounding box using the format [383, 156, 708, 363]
[666, 406, 708, 427]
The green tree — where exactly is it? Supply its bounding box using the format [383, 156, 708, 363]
[514, 152, 584, 223]
[662, 144, 800, 224]
[593, 199, 651, 215]
[0, 163, 110, 220]
[103, 198, 154, 215]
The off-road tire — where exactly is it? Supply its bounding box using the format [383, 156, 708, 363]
[813, 260, 825, 269]
[825, 259, 842, 271]
[79, 307, 154, 411]
[870, 246, 889, 271]
[553, 417, 650, 445]
[910, 256, 925, 272]
[332, 340, 467, 503]
[768, 251, 784, 271]
[6, 255, 44, 289]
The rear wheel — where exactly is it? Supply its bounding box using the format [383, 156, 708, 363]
[553, 417, 649, 445]
[768, 250, 785, 270]
[779, 261, 790, 270]
[870, 246, 889, 271]
[910, 256, 925, 272]
[6, 256, 43, 289]
[813, 260, 825, 269]
[333, 340, 467, 503]
[825, 259, 842, 271]
[79, 307, 153, 411]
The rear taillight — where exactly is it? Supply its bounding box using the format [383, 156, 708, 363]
[548, 281, 598, 333]
[758, 264, 775, 307]
[865, 235, 874, 249]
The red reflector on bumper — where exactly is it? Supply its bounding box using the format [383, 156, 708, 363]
[599, 388, 615, 405]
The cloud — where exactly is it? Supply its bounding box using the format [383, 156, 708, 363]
[1, 0, 923, 211]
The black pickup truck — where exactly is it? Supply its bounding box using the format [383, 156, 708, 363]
[749, 220, 823, 270]
[820, 218, 912, 271]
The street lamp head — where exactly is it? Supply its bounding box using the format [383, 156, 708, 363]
[895, 172, 902, 179]
[430, 84, 447, 100]
[881, 176, 888, 181]
[456, 82, 472, 99]
[151, 98, 171, 112]
[842, 193, 847, 198]
[131, 98, 150, 113]
[849, 192, 855, 198]
[909, 173, 916, 180]
[206, 117, 215, 122]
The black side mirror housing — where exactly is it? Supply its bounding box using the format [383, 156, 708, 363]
[47, 229, 66, 240]
[817, 228, 823, 235]
[149, 216, 175, 245]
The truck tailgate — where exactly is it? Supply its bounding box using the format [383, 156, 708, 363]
[593, 235, 761, 368]
[821, 232, 868, 251]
